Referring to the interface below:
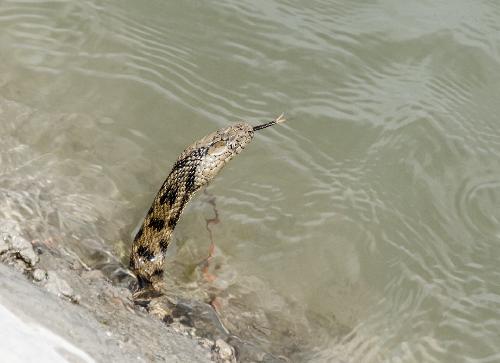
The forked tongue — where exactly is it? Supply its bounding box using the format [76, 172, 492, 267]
[253, 113, 287, 131]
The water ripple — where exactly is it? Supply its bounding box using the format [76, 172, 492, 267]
[2, 0, 500, 361]
[456, 174, 500, 239]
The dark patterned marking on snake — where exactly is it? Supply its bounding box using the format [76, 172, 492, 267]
[137, 245, 155, 261]
[152, 268, 164, 277]
[179, 194, 190, 212]
[172, 154, 191, 170]
[167, 212, 180, 229]
[159, 239, 169, 251]
[159, 185, 178, 206]
[174, 147, 208, 169]
[172, 158, 187, 170]
[148, 217, 165, 232]
[185, 166, 197, 192]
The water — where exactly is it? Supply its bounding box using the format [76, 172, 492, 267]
[1, 0, 500, 361]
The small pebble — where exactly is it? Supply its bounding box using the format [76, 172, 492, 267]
[33, 268, 47, 281]
[215, 339, 235, 361]
[199, 338, 213, 349]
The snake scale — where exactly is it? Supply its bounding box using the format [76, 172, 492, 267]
[130, 114, 285, 292]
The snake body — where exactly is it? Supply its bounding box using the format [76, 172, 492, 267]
[130, 116, 284, 290]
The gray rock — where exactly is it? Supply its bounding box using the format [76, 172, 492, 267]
[10, 235, 31, 250]
[10, 235, 39, 266]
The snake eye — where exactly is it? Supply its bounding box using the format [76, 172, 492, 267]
[208, 140, 227, 156]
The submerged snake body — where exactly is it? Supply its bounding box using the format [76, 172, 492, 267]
[130, 122, 256, 288]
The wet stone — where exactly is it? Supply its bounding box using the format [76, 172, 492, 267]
[32, 268, 47, 281]
[214, 339, 235, 362]
[11, 235, 39, 266]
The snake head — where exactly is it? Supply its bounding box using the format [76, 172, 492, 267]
[180, 122, 255, 185]
[202, 122, 255, 178]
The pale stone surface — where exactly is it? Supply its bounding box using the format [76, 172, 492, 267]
[0, 264, 213, 363]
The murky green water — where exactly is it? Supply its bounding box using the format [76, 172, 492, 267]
[1, 0, 500, 361]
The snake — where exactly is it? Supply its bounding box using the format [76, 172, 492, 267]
[130, 114, 286, 291]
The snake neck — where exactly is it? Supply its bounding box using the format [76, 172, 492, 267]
[130, 147, 208, 289]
